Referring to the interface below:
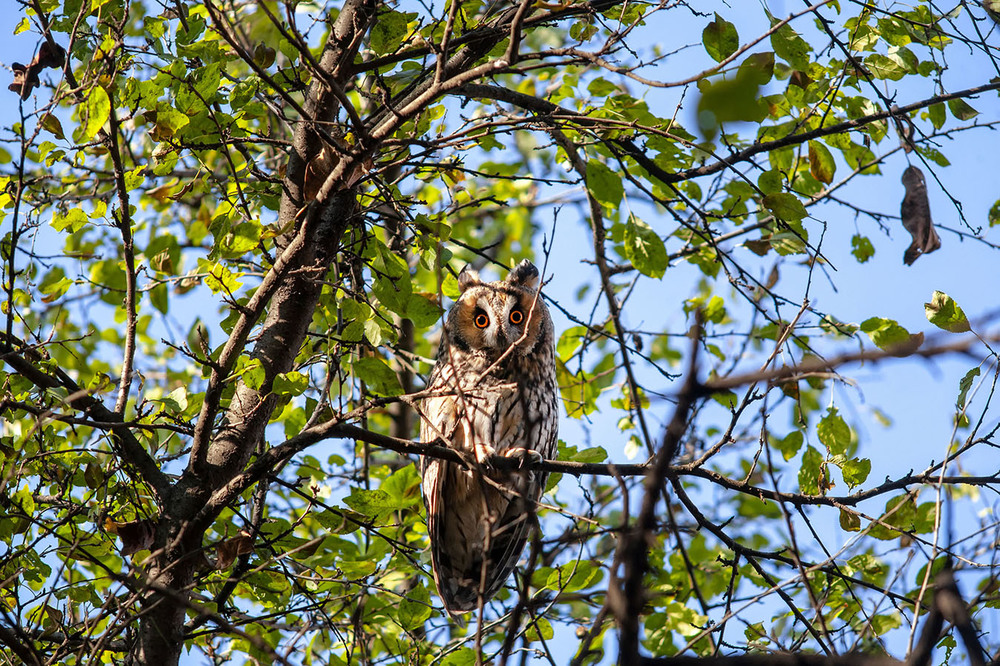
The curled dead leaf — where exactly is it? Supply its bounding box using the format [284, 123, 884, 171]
[215, 530, 254, 570]
[105, 518, 157, 555]
[8, 41, 65, 100]
[900, 166, 940, 265]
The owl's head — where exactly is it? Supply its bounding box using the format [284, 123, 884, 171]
[444, 259, 552, 360]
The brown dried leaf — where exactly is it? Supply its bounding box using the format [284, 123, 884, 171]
[900, 166, 941, 265]
[9, 63, 39, 100]
[215, 530, 254, 570]
[303, 145, 336, 201]
[105, 518, 157, 555]
[8, 42, 65, 100]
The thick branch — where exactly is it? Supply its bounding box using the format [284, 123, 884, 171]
[616, 322, 701, 666]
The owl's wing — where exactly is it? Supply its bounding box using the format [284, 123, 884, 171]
[424, 458, 545, 612]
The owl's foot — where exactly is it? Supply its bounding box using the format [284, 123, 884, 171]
[502, 447, 545, 468]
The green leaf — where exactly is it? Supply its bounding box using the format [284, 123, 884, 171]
[798, 445, 824, 495]
[557, 361, 600, 419]
[273, 371, 308, 397]
[738, 51, 774, 86]
[82, 86, 110, 140]
[808, 140, 835, 184]
[711, 390, 738, 409]
[947, 98, 978, 121]
[156, 386, 189, 413]
[40, 114, 65, 139]
[927, 102, 946, 129]
[587, 77, 619, 97]
[149, 105, 189, 140]
[397, 582, 432, 630]
[757, 169, 783, 195]
[860, 317, 920, 354]
[622, 216, 667, 279]
[924, 290, 970, 333]
[39, 267, 72, 302]
[124, 166, 146, 192]
[840, 509, 861, 532]
[363, 319, 383, 346]
[956, 367, 980, 409]
[696, 67, 768, 138]
[865, 53, 906, 80]
[524, 616, 555, 641]
[703, 14, 739, 63]
[441, 648, 478, 666]
[916, 145, 950, 167]
[773, 430, 803, 461]
[369, 10, 414, 55]
[556, 325, 588, 362]
[405, 292, 443, 327]
[841, 458, 871, 488]
[351, 356, 402, 397]
[379, 464, 421, 508]
[702, 295, 727, 323]
[544, 560, 602, 593]
[586, 160, 623, 207]
[51, 208, 89, 233]
[372, 274, 411, 316]
[343, 488, 400, 519]
[850, 234, 874, 263]
[869, 495, 917, 540]
[197, 258, 243, 295]
[762, 193, 808, 221]
[770, 23, 810, 70]
[817, 407, 850, 456]
[571, 446, 607, 463]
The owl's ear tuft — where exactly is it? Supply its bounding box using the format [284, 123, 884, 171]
[457, 265, 482, 292]
[507, 260, 539, 289]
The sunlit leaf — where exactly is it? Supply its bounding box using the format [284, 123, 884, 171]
[924, 290, 970, 333]
[623, 215, 667, 279]
[703, 13, 739, 63]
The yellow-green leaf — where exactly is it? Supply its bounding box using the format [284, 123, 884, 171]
[808, 140, 835, 184]
[924, 290, 970, 333]
[82, 86, 110, 140]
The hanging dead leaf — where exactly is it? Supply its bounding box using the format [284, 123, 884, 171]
[900, 166, 940, 265]
[215, 530, 254, 570]
[8, 41, 65, 100]
[9, 63, 40, 100]
[303, 144, 336, 201]
[105, 518, 157, 555]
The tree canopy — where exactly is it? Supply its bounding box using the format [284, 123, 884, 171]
[2, 0, 1000, 664]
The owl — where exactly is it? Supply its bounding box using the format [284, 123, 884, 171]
[419, 259, 559, 613]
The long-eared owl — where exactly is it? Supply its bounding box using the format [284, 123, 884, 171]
[420, 260, 559, 613]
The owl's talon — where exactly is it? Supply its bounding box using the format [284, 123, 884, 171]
[503, 447, 545, 468]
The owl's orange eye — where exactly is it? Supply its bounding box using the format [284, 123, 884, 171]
[474, 312, 490, 329]
[509, 308, 524, 325]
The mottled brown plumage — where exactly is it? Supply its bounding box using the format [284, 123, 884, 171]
[901, 165, 940, 265]
[420, 260, 559, 613]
